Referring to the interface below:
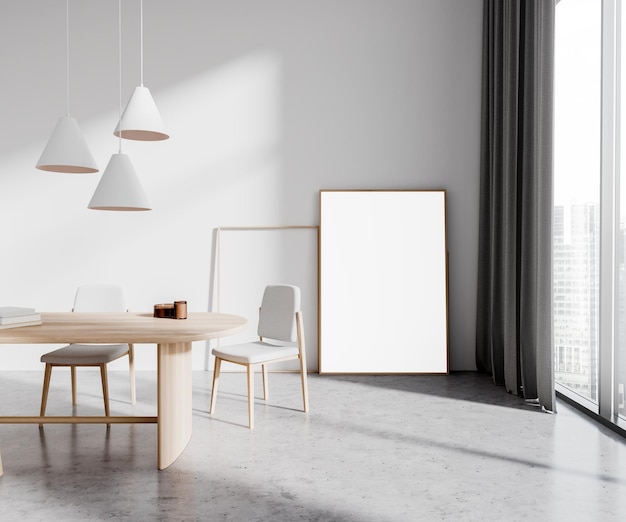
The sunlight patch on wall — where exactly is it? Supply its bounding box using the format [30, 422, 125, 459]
[0, 51, 284, 370]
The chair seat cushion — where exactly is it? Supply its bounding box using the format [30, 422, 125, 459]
[41, 343, 130, 365]
[212, 341, 299, 365]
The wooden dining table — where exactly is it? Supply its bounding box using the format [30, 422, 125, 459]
[0, 311, 247, 471]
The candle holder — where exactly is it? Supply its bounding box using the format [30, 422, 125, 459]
[174, 301, 187, 319]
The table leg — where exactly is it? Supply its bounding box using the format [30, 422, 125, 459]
[0, 448, 3, 476]
[157, 341, 193, 470]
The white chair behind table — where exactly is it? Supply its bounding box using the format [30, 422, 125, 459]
[39, 285, 135, 425]
[209, 284, 309, 429]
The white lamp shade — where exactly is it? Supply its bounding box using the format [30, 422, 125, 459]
[114, 85, 169, 141]
[36, 116, 99, 173]
[88, 153, 151, 211]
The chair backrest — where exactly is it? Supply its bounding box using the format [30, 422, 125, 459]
[73, 285, 127, 312]
[257, 285, 301, 342]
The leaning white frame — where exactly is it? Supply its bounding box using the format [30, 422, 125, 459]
[210, 226, 319, 372]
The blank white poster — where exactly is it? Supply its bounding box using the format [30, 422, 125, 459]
[319, 191, 448, 373]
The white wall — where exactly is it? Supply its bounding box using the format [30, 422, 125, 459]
[0, 0, 482, 371]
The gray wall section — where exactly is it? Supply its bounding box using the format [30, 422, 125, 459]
[0, 0, 482, 370]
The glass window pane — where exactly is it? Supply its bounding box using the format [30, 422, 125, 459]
[554, 0, 601, 403]
[618, 0, 626, 422]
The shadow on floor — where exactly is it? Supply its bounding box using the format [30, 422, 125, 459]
[322, 371, 541, 411]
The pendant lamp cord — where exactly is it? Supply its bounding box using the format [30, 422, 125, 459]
[140, 0, 144, 87]
[66, 0, 70, 116]
[118, 0, 123, 152]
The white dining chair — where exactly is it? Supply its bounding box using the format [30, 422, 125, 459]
[39, 285, 135, 425]
[210, 284, 309, 429]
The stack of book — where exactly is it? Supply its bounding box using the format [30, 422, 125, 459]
[0, 306, 42, 329]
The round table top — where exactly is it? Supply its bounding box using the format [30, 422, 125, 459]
[0, 312, 247, 344]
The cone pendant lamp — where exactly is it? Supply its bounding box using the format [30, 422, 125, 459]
[89, 0, 150, 211]
[114, 85, 167, 140]
[88, 153, 150, 211]
[114, 0, 168, 141]
[37, 116, 98, 173]
[37, 0, 98, 173]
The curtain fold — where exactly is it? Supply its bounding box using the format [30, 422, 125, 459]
[476, 0, 555, 412]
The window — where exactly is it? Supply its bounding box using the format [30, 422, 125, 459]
[618, 0, 626, 422]
[555, 0, 626, 430]
[554, 0, 601, 406]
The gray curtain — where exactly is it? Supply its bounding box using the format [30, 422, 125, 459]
[476, 0, 555, 412]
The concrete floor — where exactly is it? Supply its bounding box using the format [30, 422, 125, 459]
[0, 370, 625, 521]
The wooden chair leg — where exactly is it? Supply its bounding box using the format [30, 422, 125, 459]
[247, 365, 254, 429]
[300, 358, 309, 412]
[71, 365, 77, 405]
[262, 364, 269, 401]
[209, 357, 222, 414]
[296, 311, 309, 413]
[100, 364, 111, 427]
[128, 344, 136, 405]
[39, 363, 53, 428]
[300, 355, 309, 413]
